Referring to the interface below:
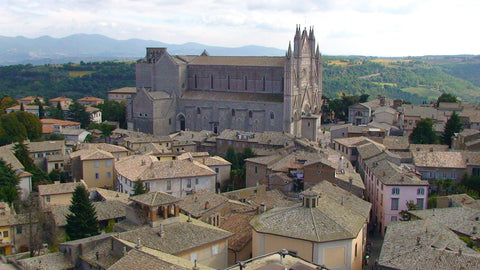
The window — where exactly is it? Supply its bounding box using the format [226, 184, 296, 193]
[212, 244, 219, 255]
[354, 243, 357, 257]
[3, 231, 8, 238]
[270, 112, 274, 120]
[255, 166, 258, 174]
[194, 74, 198, 88]
[197, 107, 201, 114]
[391, 198, 399, 210]
[107, 172, 111, 178]
[166, 180, 172, 191]
[417, 198, 424, 210]
[227, 74, 231, 90]
[392, 187, 400, 195]
[46, 195, 50, 203]
[55, 163, 59, 170]
[417, 188, 425, 195]
[186, 179, 192, 188]
[190, 252, 197, 262]
[95, 173, 100, 179]
[473, 168, 480, 177]
[262, 76, 266, 91]
[244, 76, 248, 90]
[16, 226, 22, 234]
[106, 160, 112, 167]
[169, 118, 172, 125]
[391, 216, 397, 222]
[94, 161, 100, 168]
[195, 178, 199, 185]
[249, 111, 253, 118]
[215, 168, 219, 173]
[231, 109, 235, 117]
[210, 74, 214, 89]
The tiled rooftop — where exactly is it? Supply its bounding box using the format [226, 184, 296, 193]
[69, 148, 114, 160]
[250, 195, 367, 243]
[18, 252, 74, 270]
[38, 181, 85, 196]
[379, 219, 480, 270]
[50, 200, 126, 226]
[412, 151, 466, 168]
[130, 191, 181, 207]
[366, 158, 427, 186]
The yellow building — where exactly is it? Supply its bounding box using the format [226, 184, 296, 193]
[250, 188, 371, 270]
[69, 149, 115, 188]
[0, 203, 13, 255]
[38, 181, 87, 209]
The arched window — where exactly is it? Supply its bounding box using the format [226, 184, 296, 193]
[249, 111, 253, 118]
[232, 109, 235, 116]
[270, 112, 274, 119]
[262, 76, 266, 91]
[197, 107, 201, 114]
[355, 111, 363, 117]
[194, 74, 198, 88]
[227, 74, 231, 90]
[244, 76, 248, 90]
[210, 74, 214, 89]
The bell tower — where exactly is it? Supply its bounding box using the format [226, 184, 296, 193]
[284, 25, 322, 141]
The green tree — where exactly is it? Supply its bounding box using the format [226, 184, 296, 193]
[133, 181, 147, 196]
[409, 118, 438, 144]
[67, 101, 90, 128]
[437, 93, 458, 105]
[0, 113, 27, 143]
[441, 111, 463, 147]
[48, 102, 64, 120]
[0, 159, 20, 205]
[96, 100, 126, 129]
[0, 95, 18, 116]
[34, 98, 44, 119]
[65, 185, 99, 240]
[399, 201, 419, 221]
[13, 142, 35, 170]
[13, 111, 42, 140]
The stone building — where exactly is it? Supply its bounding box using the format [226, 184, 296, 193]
[128, 25, 323, 141]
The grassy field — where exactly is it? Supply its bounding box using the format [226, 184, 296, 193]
[68, 70, 95, 77]
[371, 58, 412, 68]
[401, 87, 442, 100]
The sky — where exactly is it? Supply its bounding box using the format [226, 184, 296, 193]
[1, 0, 479, 56]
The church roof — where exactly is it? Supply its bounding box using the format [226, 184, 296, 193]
[188, 56, 284, 67]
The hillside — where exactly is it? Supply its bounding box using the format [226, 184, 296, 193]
[0, 34, 285, 65]
[1, 56, 479, 104]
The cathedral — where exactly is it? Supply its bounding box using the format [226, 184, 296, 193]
[127, 25, 323, 141]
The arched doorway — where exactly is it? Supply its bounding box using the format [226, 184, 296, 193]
[177, 114, 186, 131]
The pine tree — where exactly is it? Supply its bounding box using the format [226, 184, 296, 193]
[441, 111, 463, 147]
[133, 181, 147, 195]
[13, 141, 35, 170]
[65, 185, 99, 240]
[0, 159, 19, 205]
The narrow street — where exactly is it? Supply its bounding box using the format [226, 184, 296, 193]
[365, 231, 384, 270]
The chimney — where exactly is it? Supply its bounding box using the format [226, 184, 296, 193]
[136, 237, 142, 248]
[458, 248, 462, 256]
[141, 159, 146, 166]
[158, 224, 165, 238]
[205, 201, 210, 209]
[187, 214, 192, 223]
[279, 249, 289, 264]
[122, 246, 127, 256]
[192, 260, 199, 270]
[258, 204, 266, 214]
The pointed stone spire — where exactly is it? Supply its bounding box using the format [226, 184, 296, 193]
[286, 41, 292, 59]
[316, 44, 320, 59]
[200, 49, 209, 56]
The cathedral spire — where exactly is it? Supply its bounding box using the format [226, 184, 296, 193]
[286, 41, 292, 59]
[316, 44, 320, 59]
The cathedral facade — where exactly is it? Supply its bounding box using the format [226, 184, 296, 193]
[127, 25, 323, 141]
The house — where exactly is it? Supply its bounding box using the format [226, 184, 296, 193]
[38, 181, 87, 209]
[49, 96, 73, 110]
[17, 96, 43, 105]
[27, 140, 67, 170]
[250, 190, 369, 270]
[77, 96, 104, 106]
[61, 128, 91, 143]
[0, 203, 14, 255]
[332, 136, 377, 167]
[170, 130, 213, 153]
[5, 104, 47, 117]
[378, 219, 480, 269]
[372, 106, 398, 125]
[222, 185, 297, 211]
[77, 143, 130, 160]
[177, 153, 231, 190]
[0, 145, 33, 200]
[122, 133, 172, 153]
[116, 191, 233, 269]
[398, 104, 446, 136]
[40, 119, 81, 136]
[85, 105, 102, 124]
[46, 154, 66, 173]
[215, 129, 295, 155]
[17, 252, 74, 270]
[452, 129, 480, 150]
[178, 189, 257, 265]
[107, 87, 137, 102]
[114, 154, 216, 197]
[412, 151, 466, 183]
[359, 147, 428, 235]
[69, 148, 115, 188]
[348, 103, 371, 125]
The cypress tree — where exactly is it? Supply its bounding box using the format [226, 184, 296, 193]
[65, 185, 99, 240]
[133, 181, 147, 196]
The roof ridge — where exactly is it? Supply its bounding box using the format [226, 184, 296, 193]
[151, 192, 158, 206]
[309, 208, 321, 241]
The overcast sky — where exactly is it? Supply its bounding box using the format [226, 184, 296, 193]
[1, 0, 479, 56]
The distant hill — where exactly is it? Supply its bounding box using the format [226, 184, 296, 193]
[0, 34, 285, 65]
